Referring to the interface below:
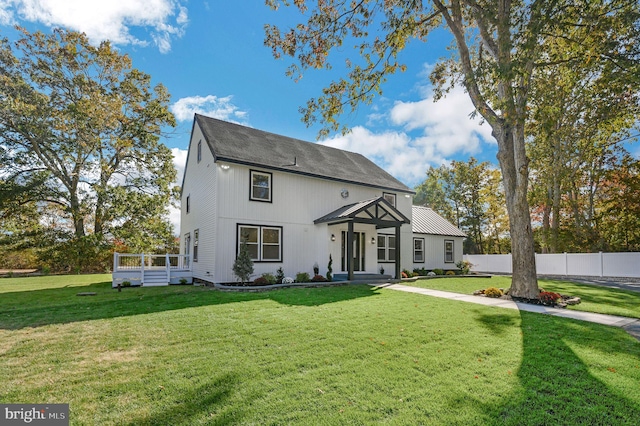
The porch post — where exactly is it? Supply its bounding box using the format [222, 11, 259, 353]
[395, 225, 401, 280]
[347, 221, 354, 281]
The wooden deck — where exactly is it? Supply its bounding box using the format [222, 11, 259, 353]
[112, 253, 192, 287]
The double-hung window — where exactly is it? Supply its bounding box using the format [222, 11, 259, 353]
[238, 224, 282, 262]
[250, 170, 272, 202]
[413, 238, 425, 263]
[444, 240, 454, 263]
[377, 234, 397, 262]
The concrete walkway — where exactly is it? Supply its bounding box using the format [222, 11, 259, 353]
[373, 283, 640, 341]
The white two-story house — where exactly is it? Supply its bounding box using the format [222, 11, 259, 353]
[180, 114, 464, 284]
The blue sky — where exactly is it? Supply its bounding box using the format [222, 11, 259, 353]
[0, 0, 496, 190]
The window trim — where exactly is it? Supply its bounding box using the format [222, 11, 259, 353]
[413, 237, 425, 263]
[249, 170, 273, 203]
[197, 140, 202, 163]
[377, 234, 397, 263]
[382, 192, 396, 207]
[444, 239, 454, 263]
[237, 223, 283, 263]
[193, 229, 199, 262]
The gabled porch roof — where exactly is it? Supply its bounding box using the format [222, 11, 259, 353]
[313, 197, 410, 228]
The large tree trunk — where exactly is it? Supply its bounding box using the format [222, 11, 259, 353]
[494, 124, 539, 299]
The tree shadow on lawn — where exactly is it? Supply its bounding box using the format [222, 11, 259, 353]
[122, 372, 244, 426]
[0, 282, 379, 330]
[475, 310, 640, 425]
[543, 279, 640, 316]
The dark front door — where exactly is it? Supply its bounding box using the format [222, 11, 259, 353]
[341, 231, 365, 272]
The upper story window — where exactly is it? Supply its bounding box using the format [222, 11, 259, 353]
[383, 192, 396, 207]
[197, 140, 202, 163]
[445, 240, 454, 263]
[250, 170, 272, 202]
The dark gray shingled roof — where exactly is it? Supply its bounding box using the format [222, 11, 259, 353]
[195, 114, 413, 194]
[412, 205, 467, 237]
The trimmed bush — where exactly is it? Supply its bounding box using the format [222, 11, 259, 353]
[311, 274, 328, 282]
[275, 267, 285, 284]
[413, 268, 428, 276]
[433, 269, 444, 275]
[261, 273, 277, 284]
[539, 291, 561, 306]
[484, 287, 503, 298]
[295, 272, 311, 283]
[445, 270, 456, 276]
[253, 276, 269, 285]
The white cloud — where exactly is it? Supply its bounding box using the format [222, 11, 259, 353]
[171, 95, 249, 123]
[322, 85, 495, 187]
[3, 0, 188, 53]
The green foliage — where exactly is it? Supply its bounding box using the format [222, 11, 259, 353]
[179, 278, 188, 285]
[0, 27, 177, 270]
[456, 260, 472, 275]
[121, 281, 131, 287]
[261, 273, 277, 285]
[413, 268, 428, 276]
[232, 242, 254, 283]
[295, 272, 311, 283]
[484, 287, 503, 298]
[275, 267, 285, 284]
[326, 254, 333, 282]
[433, 269, 444, 276]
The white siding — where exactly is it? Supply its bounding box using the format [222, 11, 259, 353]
[211, 162, 413, 282]
[180, 124, 218, 282]
[411, 234, 465, 271]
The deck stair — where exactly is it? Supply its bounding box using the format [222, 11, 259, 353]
[143, 269, 169, 286]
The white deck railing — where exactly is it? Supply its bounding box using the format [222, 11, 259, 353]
[112, 253, 192, 287]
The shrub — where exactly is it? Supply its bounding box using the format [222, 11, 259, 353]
[295, 272, 311, 283]
[456, 260, 472, 275]
[413, 268, 428, 276]
[253, 276, 268, 285]
[311, 274, 328, 282]
[539, 291, 561, 306]
[121, 280, 131, 287]
[326, 255, 333, 282]
[484, 287, 503, 298]
[275, 267, 285, 284]
[433, 268, 444, 275]
[379, 266, 385, 275]
[445, 270, 456, 275]
[261, 273, 277, 284]
[232, 242, 254, 283]
[401, 271, 408, 279]
[179, 278, 188, 285]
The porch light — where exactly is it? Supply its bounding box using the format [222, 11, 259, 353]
[220, 164, 230, 170]
[371, 237, 376, 245]
[331, 234, 336, 242]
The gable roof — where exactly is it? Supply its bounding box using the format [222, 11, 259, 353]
[195, 114, 413, 194]
[412, 205, 467, 237]
[314, 196, 410, 228]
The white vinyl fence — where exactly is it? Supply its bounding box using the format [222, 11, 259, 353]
[464, 252, 640, 278]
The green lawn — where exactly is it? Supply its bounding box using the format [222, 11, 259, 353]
[404, 276, 640, 319]
[1, 275, 639, 425]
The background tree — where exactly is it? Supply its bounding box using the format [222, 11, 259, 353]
[265, 0, 639, 298]
[0, 28, 177, 272]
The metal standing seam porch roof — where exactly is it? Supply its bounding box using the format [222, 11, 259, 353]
[314, 197, 410, 228]
[195, 114, 414, 194]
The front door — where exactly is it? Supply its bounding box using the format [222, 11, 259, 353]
[341, 231, 365, 272]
